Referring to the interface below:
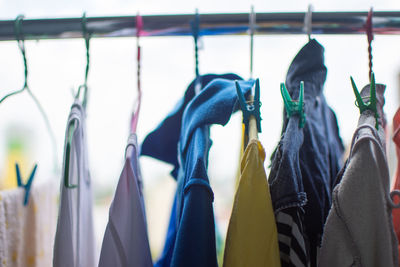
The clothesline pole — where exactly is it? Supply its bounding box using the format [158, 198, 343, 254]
[0, 11, 400, 41]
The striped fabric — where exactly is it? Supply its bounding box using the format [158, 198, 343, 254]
[275, 207, 309, 267]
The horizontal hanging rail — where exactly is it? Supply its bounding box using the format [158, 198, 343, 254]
[0, 11, 400, 41]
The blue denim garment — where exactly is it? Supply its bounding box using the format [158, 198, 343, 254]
[142, 74, 253, 267]
[154, 194, 177, 267]
[268, 39, 344, 263]
[149, 74, 241, 267]
[170, 78, 254, 267]
[143, 74, 242, 267]
[141, 73, 242, 178]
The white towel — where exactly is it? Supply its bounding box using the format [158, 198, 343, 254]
[0, 182, 58, 267]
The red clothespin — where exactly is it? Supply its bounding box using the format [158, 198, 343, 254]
[365, 8, 374, 82]
[130, 13, 143, 134]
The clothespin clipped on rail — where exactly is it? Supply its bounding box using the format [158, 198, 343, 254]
[15, 163, 37, 206]
[235, 79, 262, 138]
[280, 81, 306, 128]
[350, 72, 379, 130]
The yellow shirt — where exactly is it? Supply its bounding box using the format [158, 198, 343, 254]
[223, 138, 281, 267]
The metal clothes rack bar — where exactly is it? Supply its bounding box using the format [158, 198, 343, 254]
[0, 11, 400, 41]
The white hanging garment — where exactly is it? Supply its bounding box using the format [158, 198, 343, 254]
[53, 101, 96, 267]
[0, 182, 57, 267]
[98, 134, 152, 267]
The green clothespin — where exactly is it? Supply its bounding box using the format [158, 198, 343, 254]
[280, 81, 306, 128]
[350, 72, 379, 130]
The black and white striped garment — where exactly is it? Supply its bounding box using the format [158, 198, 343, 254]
[275, 207, 310, 267]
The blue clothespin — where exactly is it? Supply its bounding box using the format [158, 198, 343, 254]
[15, 163, 37, 206]
[350, 72, 379, 129]
[280, 81, 306, 128]
[235, 79, 262, 134]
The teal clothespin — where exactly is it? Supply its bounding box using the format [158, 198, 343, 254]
[280, 81, 306, 128]
[235, 79, 262, 134]
[64, 119, 78, 189]
[350, 72, 379, 130]
[15, 163, 37, 206]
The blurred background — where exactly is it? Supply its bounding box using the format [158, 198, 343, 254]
[1, 0, 400, 263]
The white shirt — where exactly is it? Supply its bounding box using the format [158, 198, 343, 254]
[98, 134, 152, 267]
[53, 102, 95, 267]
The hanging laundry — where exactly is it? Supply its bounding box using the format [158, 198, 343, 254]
[98, 134, 152, 267]
[223, 117, 281, 266]
[268, 39, 344, 267]
[392, 108, 400, 257]
[0, 182, 57, 267]
[141, 73, 241, 267]
[319, 83, 399, 267]
[53, 101, 95, 267]
[141, 73, 242, 179]
[141, 74, 254, 267]
[170, 78, 254, 267]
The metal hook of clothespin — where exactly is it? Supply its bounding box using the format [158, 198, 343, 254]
[190, 9, 201, 94]
[350, 72, 379, 130]
[130, 13, 143, 134]
[235, 79, 262, 135]
[303, 4, 313, 41]
[249, 5, 256, 79]
[365, 7, 374, 82]
[15, 163, 37, 206]
[280, 81, 306, 128]
[75, 12, 91, 109]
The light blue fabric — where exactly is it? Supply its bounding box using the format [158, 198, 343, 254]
[142, 75, 254, 267]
